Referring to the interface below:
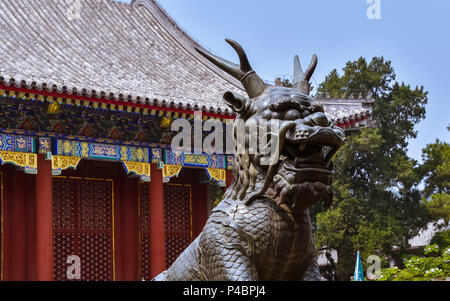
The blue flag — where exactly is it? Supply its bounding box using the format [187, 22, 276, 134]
[354, 251, 365, 281]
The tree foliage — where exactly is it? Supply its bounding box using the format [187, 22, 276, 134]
[424, 193, 450, 224]
[377, 244, 450, 281]
[419, 138, 450, 246]
[316, 56, 396, 99]
[314, 56, 430, 280]
[418, 139, 450, 199]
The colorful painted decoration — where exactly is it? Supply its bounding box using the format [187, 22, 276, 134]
[183, 153, 209, 167]
[38, 137, 52, 155]
[226, 155, 235, 170]
[51, 155, 82, 175]
[163, 150, 228, 184]
[162, 164, 183, 183]
[47, 101, 61, 114]
[206, 168, 227, 187]
[54, 139, 150, 163]
[0, 89, 234, 147]
[164, 150, 227, 169]
[151, 148, 163, 163]
[122, 161, 151, 182]
[0, 151, 37, 174]
[0, 133, 35, 153]
[209, 154, 227, 170]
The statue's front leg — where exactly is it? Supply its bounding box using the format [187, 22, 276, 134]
[289, 256, 321, 281]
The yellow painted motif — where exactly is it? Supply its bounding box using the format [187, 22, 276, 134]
[184, 154, 208, 166]
[81, 142, 89, 157]
[51, 155, 82, 175]
[0, 151, 37, 174]
[122, 161, 151, 182]
[206, 168, 227, 187]
[162, 164, 182, 183]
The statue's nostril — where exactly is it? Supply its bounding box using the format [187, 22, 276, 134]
[311, 112, 329, 127]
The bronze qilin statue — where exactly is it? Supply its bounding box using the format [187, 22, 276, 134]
[154, 39, 346, 281]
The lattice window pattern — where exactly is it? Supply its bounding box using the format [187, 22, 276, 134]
[53, 178, 113, 281]
[53, 178, 75, 230]
[53, 232, 75, 280]
[139, 183, 151, 280]
[79, 233, 112, 281]
[163, 184, 191, 268]
[78, 180, 111, 231]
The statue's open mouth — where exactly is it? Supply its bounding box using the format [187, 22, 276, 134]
[270, 127, 345, 212]
[282, 127, 345, 184]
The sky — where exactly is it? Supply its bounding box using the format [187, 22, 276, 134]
[119, 0, 449, 162]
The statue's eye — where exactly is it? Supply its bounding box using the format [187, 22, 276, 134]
[285, 109, 301, 120]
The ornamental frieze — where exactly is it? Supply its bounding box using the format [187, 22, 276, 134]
[54, 139, 150, 163]
[0, 151, 37, 174]
[122, 161, 151, 182]
[206, 168, 227, 187]
[162, 164, 182, 183]
[0, 133, 35, 153]
[51, 155, 82, 176]
[164, 150, 227, 169]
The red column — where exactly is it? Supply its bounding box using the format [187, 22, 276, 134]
[25, 175, 37, 280]
[9, 168, 27, 280]
[226, 169, 234, 188]
[149, 163, 166, 278]
[35, 154, 54, 281]
[122, 177, 138, 280]
[192, 177, 207, 239]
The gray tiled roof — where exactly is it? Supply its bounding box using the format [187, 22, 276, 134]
[0, 0, 373, 122]
[316, 98, 374, 125]
[0, 0, 243, 115]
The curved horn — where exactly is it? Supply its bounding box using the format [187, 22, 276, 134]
[293, 54, 318, 95]
[195, 39, 266, 99]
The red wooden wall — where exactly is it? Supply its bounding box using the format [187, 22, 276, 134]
[0, 161, 210, 281]
[1, 164, 36, 280]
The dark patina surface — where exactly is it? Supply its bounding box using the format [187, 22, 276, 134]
[154, 39, 345, 281]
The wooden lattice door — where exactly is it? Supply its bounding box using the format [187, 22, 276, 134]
[163, 184, 192, 268]
[53, 177, 114, 281]
[138, 182, 151, 280]
[0, 172, 3, 281]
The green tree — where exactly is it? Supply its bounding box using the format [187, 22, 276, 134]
[424, 193, 450, 224]
[314, 56, 429, 280]
[418, 138, 450, 248]
[430, 229, 450, 249]
[418, 139, 450, 199]
[377, 244, 450, 281]
[316, 56, 395, 99]
[316, 69, 344, 98]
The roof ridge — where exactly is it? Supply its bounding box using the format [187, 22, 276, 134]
[131, 0, 243, 90]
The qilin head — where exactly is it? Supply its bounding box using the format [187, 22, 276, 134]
[196, 39, 345, 216]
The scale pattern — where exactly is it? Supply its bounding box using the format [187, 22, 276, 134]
[155, 197, 321, 281]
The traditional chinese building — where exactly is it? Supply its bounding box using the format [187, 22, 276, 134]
[0, 0, 373, 281]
